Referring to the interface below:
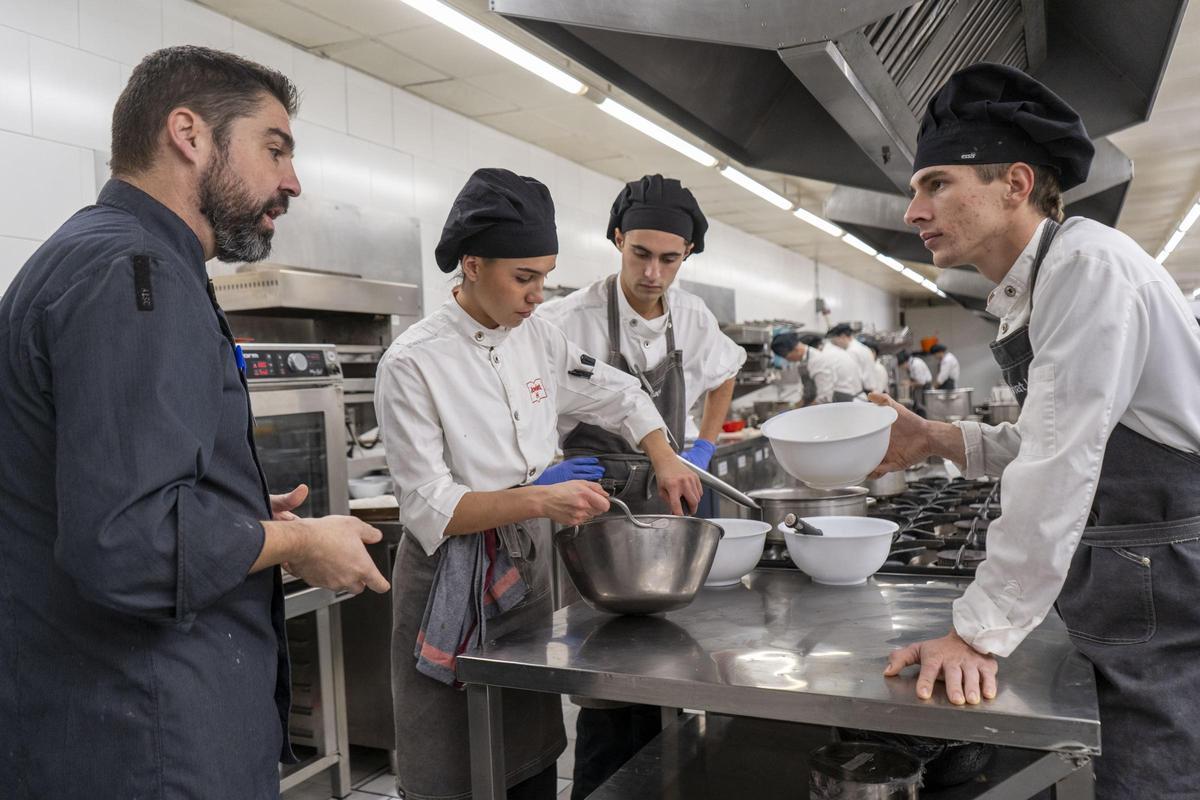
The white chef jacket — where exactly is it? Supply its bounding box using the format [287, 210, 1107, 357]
[375, 296, 666, 555]
[538, 278, 746, 440]
[822, 344, 864, 397]
[907, 356, 932, 386]
[872, 361, 889, 395]
[846, 337, 881, 392]
[936, 352, 961, 387]
[951, 217, 1200, 656]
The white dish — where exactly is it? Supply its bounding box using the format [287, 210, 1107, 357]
[762, 404, 897, 489]
[780, 515, 898, 585]
[704, 519, 772, 587]
[348, 474, 394, 499]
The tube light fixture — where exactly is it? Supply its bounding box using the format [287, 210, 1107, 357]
[719, 166, 793, 210]
[840, 233, 878, 257]
[874, 254, 905, 272]
[596, 99, 718, 167]
[1156, 198, 1200, 265]
[396, 0, 585, 95]
[793, 206, 843, 238]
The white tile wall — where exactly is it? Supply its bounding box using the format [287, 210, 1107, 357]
[0, 0, 899, 330]
[0, 130, 95, 241]
[293, 49, 347, 132]
[29, 38, 121, 152]
[0, 26, 32, 135]
[79, 0, 162, 63]
[346, 69, 392, 147]
[162, 0, 232, 49]
[0, 0, 80, 47]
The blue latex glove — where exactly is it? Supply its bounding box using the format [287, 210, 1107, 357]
[533, 456, 605, 485]
[680, 439, 716, 471]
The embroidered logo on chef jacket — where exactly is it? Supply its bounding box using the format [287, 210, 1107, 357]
[526, 378, 548, 403]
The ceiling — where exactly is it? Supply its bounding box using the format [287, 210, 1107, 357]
[199, 0, 1200, 299]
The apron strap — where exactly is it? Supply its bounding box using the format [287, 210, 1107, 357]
[1026, 219, 1061, 317]
[604, 275, 624, 366]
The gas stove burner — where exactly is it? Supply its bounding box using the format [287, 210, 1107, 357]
[938, 549, 987, 567]
[955, 518, 991, 532]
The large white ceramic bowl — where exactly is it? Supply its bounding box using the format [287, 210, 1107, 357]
[704, 519, 772, 587]
[781, 515, 898, 585]
[761, 404, 897, 489]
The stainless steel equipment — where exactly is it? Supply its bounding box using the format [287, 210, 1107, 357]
[923, 388, 974, 421]
[245, 343, 352, 796]
[676, 453, 760, 510]
[748, 486, 870, 548]
[722, 322, 779, 396]
[554, 516, 724, 614]
[865, 470, 907, 497]
[810, 742, 921, 799]
[213, 265, 420, 478]
[458, 571, 1100, 799]
[990, 401, 1021, 424]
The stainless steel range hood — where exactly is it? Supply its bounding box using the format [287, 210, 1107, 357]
[494, 0, 1185, 194]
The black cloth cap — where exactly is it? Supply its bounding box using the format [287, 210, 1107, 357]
[771, 332, 800, 358]
[896, 351, 911, 364]
[607, 174, 707, 253]
[913, 63, 1094, 191]
[827, 323, 854, 338]
[434, 168, 558, 272]
[798, 333, 826, 349]
[929, 344, 948, 354]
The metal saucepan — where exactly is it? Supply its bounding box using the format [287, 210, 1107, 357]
[865, 470, 907, 497]
[554, 514, 723, 615]
[748, 485, 870, 544]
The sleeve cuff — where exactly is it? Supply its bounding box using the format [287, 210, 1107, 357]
[401, 482, 471, 556]
[953, 420, 988, 479]
[952, 580, 1032, 658]
[621, 395, 669, 451]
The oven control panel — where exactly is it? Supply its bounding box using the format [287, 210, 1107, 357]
[242, 346, 332, 379]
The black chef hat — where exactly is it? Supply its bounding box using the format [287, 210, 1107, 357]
[827, 323, 854, 338]
[771, 332, 800, 358]
[913, 63, 1094, 191]
[607, 174, 708, 253]
[434, 168, 558, 273]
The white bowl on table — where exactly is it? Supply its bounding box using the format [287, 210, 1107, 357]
[780, 515, 898, 585]
[703, 519, 773, 587]
[761, 404, 897, 489]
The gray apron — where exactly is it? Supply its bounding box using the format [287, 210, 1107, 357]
[391, 521, 565, 800]
[990, 220, 1200, 799]
[561, 275, 686, 516]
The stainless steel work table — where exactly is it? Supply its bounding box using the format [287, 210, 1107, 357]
[458, 570, 1100, 799]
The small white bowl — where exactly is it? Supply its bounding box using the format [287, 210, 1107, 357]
[704, 519, 772, 587]
[348, 474, 394, 499]
[781, 515, 898, 585]
[762, 404, 897, 489]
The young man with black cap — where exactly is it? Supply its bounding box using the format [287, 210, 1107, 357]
[538, 174, 744, 798]
[375, 168, 700, 800]
[870, 63, 1200, 798]
[828, 322, 882, 393]
[928, 343, 960, 389]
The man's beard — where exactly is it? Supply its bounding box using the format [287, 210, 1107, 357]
[198, 151, 288, 263]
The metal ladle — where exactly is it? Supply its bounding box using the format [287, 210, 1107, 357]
[783, 512, 825, 536]
[607, 496, 668, 529]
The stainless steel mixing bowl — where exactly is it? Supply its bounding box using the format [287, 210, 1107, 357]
[554, 515, 724, 615]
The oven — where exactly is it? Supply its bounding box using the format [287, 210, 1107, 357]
[244, 343, 353, 796]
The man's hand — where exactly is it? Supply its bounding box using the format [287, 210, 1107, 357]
[867, 392, 933, 478]
[271, 484, 309, 521]
[287, 516, 390, 594]
[653, 457, 703, 516]
[884, 630, 999, 705]
[537, 480, 611, 526]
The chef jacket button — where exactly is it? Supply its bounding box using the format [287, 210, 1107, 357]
[513, 411, 521, 421]
[474, 331, 483, 341]
[629, 319, 637, 327]
[1004, 285, 1016, 297]
[1000, 322, 1009, 333]
[642, 340, 649, 347]
[528, 467, 536, 477]
[492, 354, 500, 364]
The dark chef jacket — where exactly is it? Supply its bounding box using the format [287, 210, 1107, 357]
[0, 179, 292, 799]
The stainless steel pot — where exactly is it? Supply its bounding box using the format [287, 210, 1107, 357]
[810, 742, 921, 799]
[989, 401, 1020, 424]
[924, 388, 974, 422]
[865, 470, 907, 497]
[554, 515, 723, 615]
[748, 485, 869, 544]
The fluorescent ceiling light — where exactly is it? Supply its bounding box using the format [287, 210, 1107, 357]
[793, 206, 843, 237]
[1164, 229, 1186, 255]
[719, 166, 793, 210]
[597, 99, 718, 167]
[1180, 202, 1200, 234]
[1192, 287, 1200, 300]
[901, 267, 925, 283]
[874, 254, 905, 272]
[397, 0, 585, 95]
[934, 288, 947, 298]
[921, 279, 939, 292]
[841, 233, 878, 257]
[1156, 249, 1170, 264]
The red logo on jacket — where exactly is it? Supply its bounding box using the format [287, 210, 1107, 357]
[526, 379, 547, 404]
